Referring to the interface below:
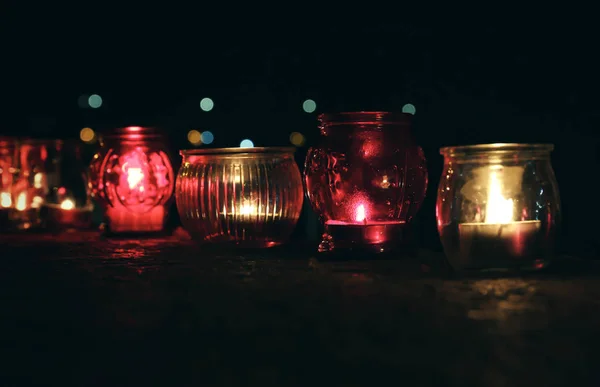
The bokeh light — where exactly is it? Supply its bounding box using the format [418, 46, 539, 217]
[240, 139, 254, 148]
[402, 103, 416, 115]
[289, 132, 306, 147]
[187, 130, 202, 145]
[79, 127, 96, 143]
[88, 94, 103, 109]
[201, 131, 214, 144]
[200, 98, 214, 112]
[302, 99, 317, 113]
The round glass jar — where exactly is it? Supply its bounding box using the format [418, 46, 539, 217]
[8, 139, 59, 230]
[436, 143, 561, 272]
[176, 147, 304, 248]
[0, 137, 17, 229]
[304, 112, 428, 254]
[88, 126, 175, 234]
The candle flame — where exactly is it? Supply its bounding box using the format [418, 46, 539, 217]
[239, 203, 257, 216]
[60, 199, 75, 210]
[15, 192, 27, 211]
[485, 171, 513, 224]
[355, 204, 366, 222]
[126, 167, 145, 190]
[0, 192, 11, 208]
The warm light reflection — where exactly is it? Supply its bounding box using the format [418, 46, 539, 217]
[239, 203, 257, 216]
[355, 204, 366, 222]
[485, 170, 513, 224]
[15, 192, 27, 211]
[0, 192, 11, 208]
[60, 199, 75, 210]
[33, 173, 44, 189]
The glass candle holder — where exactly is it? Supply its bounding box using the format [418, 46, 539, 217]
[304, 112, 428, 254]
[7, 139, 58, 230]
[0, 137, 17, 230]
[89, 126, 175, 234]
[41, 141, 94, 230]
[436, 143, 561, 272]
[176, 147, 304, 248]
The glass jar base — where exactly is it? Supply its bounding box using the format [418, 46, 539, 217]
[447, 258, 551, 275]
[317, 222, 414, 258]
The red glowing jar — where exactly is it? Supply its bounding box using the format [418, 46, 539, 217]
[89, 126, 175, 234]
[304, 112, 428, 253]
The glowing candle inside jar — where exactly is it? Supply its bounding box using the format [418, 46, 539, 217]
[60, 198, 75, 210]
[0, 192, 11, 208]
[15, 192, 27, 211]
[324, 200, 406, 249]
[458, 169, 541, 261]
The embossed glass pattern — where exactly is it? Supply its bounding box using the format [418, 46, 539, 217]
[176, 147, 304, 248]
[304, 112, 428, 253]
[89, 126, 175, 234]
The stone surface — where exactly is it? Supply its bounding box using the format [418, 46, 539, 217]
[1, 230, 599, 386]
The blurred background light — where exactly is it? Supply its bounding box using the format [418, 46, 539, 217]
[79, 127, 96, 143]
[201, 131, 214, 144]
[187, 130, 202, 145]
[240, 139, 254, 148]
[200, 97, 214, 112]
[88, 94, 103, 109]
[402, 103, 416, 115]
[302, 99, 316, 113]
[289, 132, 306, 147]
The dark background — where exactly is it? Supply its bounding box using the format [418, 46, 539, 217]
[1, 8, 598, 256]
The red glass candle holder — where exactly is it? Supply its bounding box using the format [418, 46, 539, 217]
[304, 112, 428, 254]
[0, 137, 17, 230]
[89, 126, 175, 234]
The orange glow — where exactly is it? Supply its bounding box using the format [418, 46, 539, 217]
[485, 170, 513, 224]
[0, 192, 11, 208]
[355, 204, 366, 222]
[15, 192, 27, 211]
[60, 199, 75, 210]
[126, 167, 144, 189]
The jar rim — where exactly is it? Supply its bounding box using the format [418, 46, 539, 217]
[180, 147, 296, 156]
[319, 111, 412, 125]
[102, 126, 165, 139]
[440, 143, 554, 156]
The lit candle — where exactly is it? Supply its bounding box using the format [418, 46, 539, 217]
[458, 170, 541, 261]
[0, 191, 11, 208]
[42, 198, 93, 229]
[324, 200, 406, 250]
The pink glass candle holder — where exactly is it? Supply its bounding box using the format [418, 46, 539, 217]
[89, 126, 175, 234]
[176, 147, 304, 248]
[304, 112, 428, 254]
[436, 143, 561, 272]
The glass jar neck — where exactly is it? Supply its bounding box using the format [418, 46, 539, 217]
[318, 111, 412, 137]
[441, 143, 554, 164]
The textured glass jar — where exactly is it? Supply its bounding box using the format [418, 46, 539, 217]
[89, 126, 175, 234]
[8, 139, 58, 230]
[0, 137, 17, 229]
[304, 112, 428, 253]
[436, 143, 561, 272]
[176, 147, 304, 248]
[41, 141, 94, 230]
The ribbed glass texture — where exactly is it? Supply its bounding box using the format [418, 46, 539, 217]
[176, 147, 304, 247]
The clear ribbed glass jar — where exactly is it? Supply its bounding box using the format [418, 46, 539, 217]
[176, 147, 304, 248]
[8, 139, 58, 230]
[436, 143, 561, 272]
[88, 126, 175, 234]
[304, 112, 428, 254]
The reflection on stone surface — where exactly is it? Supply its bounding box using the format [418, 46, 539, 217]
[1, 230, 600, 385]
